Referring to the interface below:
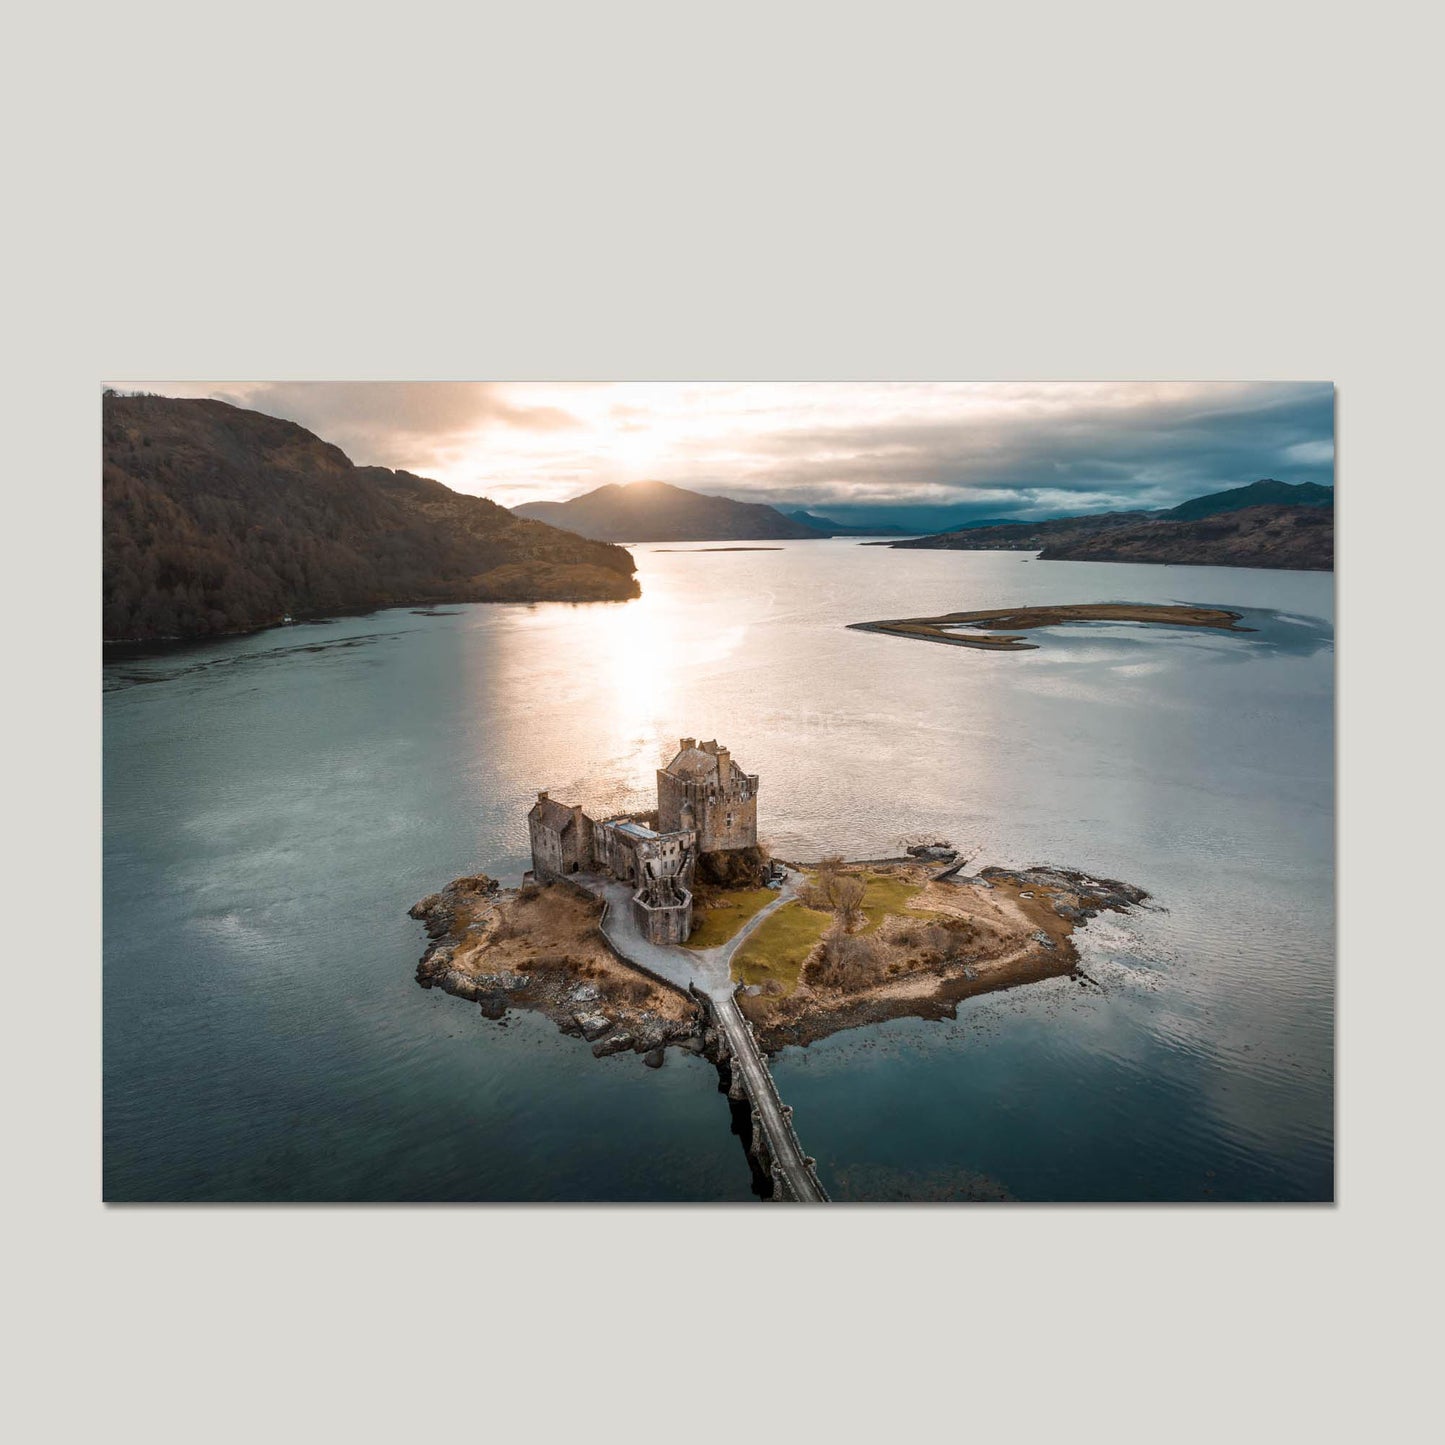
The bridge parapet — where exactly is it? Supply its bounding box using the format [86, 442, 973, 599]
[691, 983, 829, 1203]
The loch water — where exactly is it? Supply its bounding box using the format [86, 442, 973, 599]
[104, 542, 1334, 1201]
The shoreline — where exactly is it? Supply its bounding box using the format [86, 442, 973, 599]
[739, 864, 1142, 1050]
[848, 602, 1250, 652]
[409, 858, 1147, 1061]
[102, 592, 639, 655]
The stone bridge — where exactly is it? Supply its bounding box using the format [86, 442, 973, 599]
[699, 985, 829, 1202]
[572, 867, 829, 1203]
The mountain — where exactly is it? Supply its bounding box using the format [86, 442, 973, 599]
[1039, 504, 1332, 570]
[881, 511, 1149, 551]
[931, 516, 1040, 530]
[877, 479, 1334, 569]
[784, 509, 906, 536]
[512, 480, 826, 542]
[1159, 478, 1333, 522]
[103, 393, 640, 642]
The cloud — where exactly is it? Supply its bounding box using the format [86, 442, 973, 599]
[1282, 438, 1335, 466]
[115, 380, 1335, 524]
[712, 383, 1336, 521]
[128, 380, 580, 476]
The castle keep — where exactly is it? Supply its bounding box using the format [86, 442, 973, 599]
[657, 738, 759, 853]
[527, 738, 759, 945]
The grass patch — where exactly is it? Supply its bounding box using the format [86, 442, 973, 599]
[732, 902, 831, 995]
[856, 871, 941, 934]
[685, 887, 778, 950]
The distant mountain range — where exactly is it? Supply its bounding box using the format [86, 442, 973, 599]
[880, 510, 1148, 553]
[881, 479, 1333, 570]
[783, 509, 907, 536]
[103, 394, 639, 642]
[512, 479, 826, 542]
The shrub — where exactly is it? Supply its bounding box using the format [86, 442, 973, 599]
[808, 926, 882, 991]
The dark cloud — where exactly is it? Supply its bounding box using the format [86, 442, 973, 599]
[702, 384, 1335, 525]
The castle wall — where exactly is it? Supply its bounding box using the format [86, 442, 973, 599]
[699, 788, 757, 853]
[594, 820, 696, 886]
[656, 770, 693, 836]
[657, 767, 759, 854]
[527, 814, 564, 881]
[527, 803, 591, 880]
[590, 821, 634, 881]
[632, 890, 693, 945]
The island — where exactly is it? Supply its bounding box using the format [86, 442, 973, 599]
[411, 854, 1145, 1055]
[847, 602, 1250, 651]
[410, 736, 1146, 1201]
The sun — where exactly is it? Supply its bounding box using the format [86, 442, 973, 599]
[609, 420, 664, 478]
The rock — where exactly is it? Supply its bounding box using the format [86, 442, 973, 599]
[450, 874, 498, 897]
[478, 995, 507, 1019]
[573, 1010, 613, 1042]
[475, 972, 530, 992]
[592, 1031, 634, 1058]
[643, 1048, 666, 1069]
[631, 1018, 673, 1052]
[1030, 929, 1056, 950]
[570, 983, 602, 1004]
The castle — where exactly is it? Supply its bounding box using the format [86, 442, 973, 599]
[527, 738, 759, 945]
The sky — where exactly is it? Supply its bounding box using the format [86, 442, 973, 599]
[123, 381, 1335, 528]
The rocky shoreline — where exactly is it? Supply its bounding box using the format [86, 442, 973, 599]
[410, 876, 705, 1065]
[739, 865, 1147, 1051]
[409, 859, 1148, 1063]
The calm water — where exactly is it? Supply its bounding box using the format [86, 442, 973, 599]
[104, 542, 1334, 1201]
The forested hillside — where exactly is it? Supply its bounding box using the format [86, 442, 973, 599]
[103, 394, 639, 641]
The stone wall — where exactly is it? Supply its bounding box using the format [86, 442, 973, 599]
[594, 819, 696, 887]
[632, 889, 693, 945]
[656, 768, 759, 854]
[527, 803, 592, 880]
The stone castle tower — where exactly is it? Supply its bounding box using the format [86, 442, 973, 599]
[657, 738, 759, 854]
